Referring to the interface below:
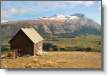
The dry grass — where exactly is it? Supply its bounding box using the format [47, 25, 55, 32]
[1, 51, 101, 69]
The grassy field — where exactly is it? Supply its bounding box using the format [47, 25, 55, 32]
[1, 51, 101, 69]
[0, 35, 101, 52]
[44, 35, 101, 52]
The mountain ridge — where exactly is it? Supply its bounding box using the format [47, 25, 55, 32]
[0, 14, 101, 41]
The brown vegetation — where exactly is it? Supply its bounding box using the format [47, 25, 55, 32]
[1, 51, 101, 69]
[1, 52, 101, 69]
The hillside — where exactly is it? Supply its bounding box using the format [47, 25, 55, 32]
[0, 14, 101, 45]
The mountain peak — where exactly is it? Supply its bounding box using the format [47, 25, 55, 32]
[39, 13, 86, 21]
[53, 14, 65, 17]
[40, 14, 66, 20]
[51, 13, 85, 19]
[0, 13, 101, 40]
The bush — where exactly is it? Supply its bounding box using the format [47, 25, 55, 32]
[1, 47, 9, 52]
[85, 47, 92, 52]
[43, 43, 53, 51]
[60, 48, 65, 51]
[52, 45, 58, 51]
[61, 47, 93, 52]
[43, 43, 59, 51]
[43, 43, 100, 52]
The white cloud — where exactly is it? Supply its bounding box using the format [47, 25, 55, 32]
[9, 7, 29, 16]
[35, 1, 95, 8]
[1, 7, 30, 22]
[83, 1, 95, 7]
[1, 19, 8, 23]
[1, 9, 9, 23]
[1, 1, 97, 22]
[1, 9, 8, 18]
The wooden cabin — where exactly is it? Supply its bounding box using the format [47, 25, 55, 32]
[9, 28, 44, 56]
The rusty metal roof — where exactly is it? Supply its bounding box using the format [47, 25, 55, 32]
[21, 28, 43, 44]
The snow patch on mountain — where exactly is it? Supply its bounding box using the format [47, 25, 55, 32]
[39, 14, 81, 20]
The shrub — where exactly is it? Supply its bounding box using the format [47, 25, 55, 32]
[43, 43, 59, 51]
[52, 45, 58, 51]
[85, 47, 92, 52]
[43, 43, 53, 51]
[1, 47, 9, 52]
[59, 48, 65, 51]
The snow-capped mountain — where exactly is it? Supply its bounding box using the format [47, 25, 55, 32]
[39, 14, 82, 20]
[0, 13, 101, 40]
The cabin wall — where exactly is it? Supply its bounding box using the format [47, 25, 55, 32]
[34, 41, 43, 55]
[10, 30, 34, 56]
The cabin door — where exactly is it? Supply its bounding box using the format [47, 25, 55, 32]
[26, 44, 33, 55]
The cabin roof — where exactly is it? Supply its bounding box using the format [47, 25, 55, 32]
[20, 28, 44, 44]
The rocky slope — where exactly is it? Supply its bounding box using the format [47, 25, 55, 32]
[0, 14, 101, 40]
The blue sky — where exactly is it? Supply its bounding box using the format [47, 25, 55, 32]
[1, 1, 101, 24]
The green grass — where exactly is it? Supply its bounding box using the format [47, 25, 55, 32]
[0, 34, 101, 52]
[0, 36, 10, 46]
[44, 35, 101, 51]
